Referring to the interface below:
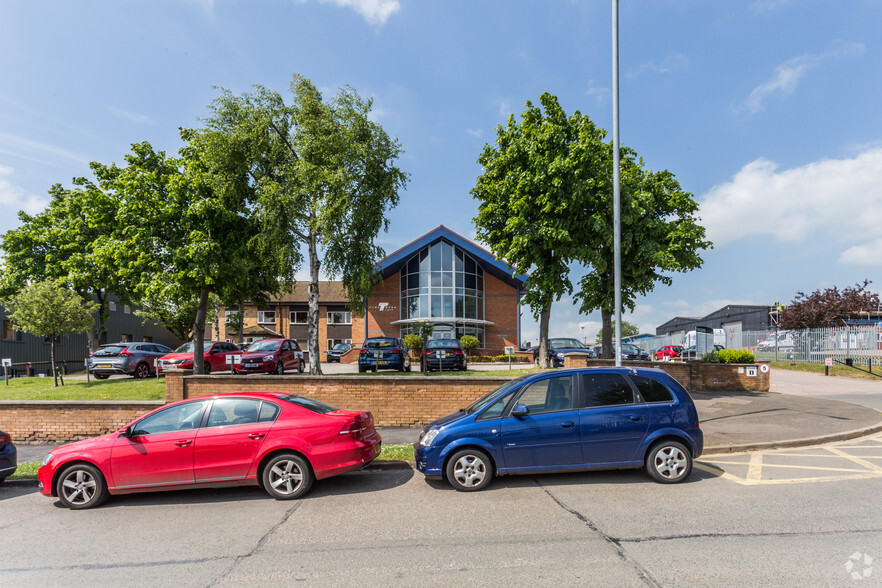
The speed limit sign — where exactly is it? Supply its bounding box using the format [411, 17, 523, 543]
[760, 364, 770, 373]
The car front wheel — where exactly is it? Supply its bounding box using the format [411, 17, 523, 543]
[262, 453, 313, 500]
[446, 448, 494, 492]
[275, 361, 284, 375]
[56, 464, 109, 509]
[646, 440, 692, 484]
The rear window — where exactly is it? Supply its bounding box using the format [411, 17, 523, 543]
[426, 340, 460, 349]
[279, 395, 339, 413]
[630, 375, 675, 403]
[363, 339, 396, 349]
[94, 346, 127, 356]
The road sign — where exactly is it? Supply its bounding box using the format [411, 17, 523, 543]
[1, 358, 10, 367]
[226, 354, 243, 365]
[504, 346, 514, 355]
[825, 358, 833, 366]
[759, 364, 770, 373]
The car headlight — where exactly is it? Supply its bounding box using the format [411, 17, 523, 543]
[262, 355, 275, 362]
[420, 428, 440, 447]
[42, 453, 53, 466]
[556, 353, 565, 359]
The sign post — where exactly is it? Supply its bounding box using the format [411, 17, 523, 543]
[825, 357, 833, 376]
[505, 346, 515, 370]
[226, 354, 242, 374]
[2, 358, 10, 386]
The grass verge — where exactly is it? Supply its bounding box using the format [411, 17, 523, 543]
[7, 461, 39, 480]
[0, 375, 165, 401]
[769, 361, 882, 381]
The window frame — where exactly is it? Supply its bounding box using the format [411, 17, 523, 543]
[257, 310, 277, 325]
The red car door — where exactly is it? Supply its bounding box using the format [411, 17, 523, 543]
[193, 398, 276, 481]
[110, 400, 209, 489]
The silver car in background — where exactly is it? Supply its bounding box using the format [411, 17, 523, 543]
[88, 342, 174, 379]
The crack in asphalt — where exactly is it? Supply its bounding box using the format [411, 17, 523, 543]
[0, 556, 235, 574]
[206, 501, 303, 587]
[536, 480, 662, 588]
[616, 527, 882, 544]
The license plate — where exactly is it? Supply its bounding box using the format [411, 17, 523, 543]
[245, 363, 259, 368]
[376, 360, 387, 365]
[97, 364, 112, 368]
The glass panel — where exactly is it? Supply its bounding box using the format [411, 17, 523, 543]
[477, 265, 483, 276]
[408, 273, 418, 289]
[441, 241, 452, 270]
[420, 248, 430, 272]
[430, 242, 441, 271]
[407, 256, 418, 274]
[132, 401, 208, 436]
[401, 275, 407, 290]
[516, 376, 573, 415]
[465, 274, 476, 289]
[455, 294, 464, 317]
[431, 271, 442, 288]
[455, 248, 464, 271]
[420, 272, 429, 288]
[420, 295, 429, 317]
[579, 374, 635, 408]
[464, 296, 476, 318]
[443, 295, 453, 317]
[477, 276, 483, 292]
[431, 295, 442, 317]
[465, 256, 476, 274]
[455, 272, 463, 287]
[630, 375, 674, 403]
[258, 402, 281, 423]
[442, 272, 453, 287]
[208, 398, 261, 427]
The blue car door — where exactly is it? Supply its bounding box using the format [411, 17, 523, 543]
[577, 372, 649, 464]
[500, 375, 582, 469]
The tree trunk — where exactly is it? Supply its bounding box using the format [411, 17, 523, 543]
[307, 234, 323, 376]
[213, 305, 220, 341]
[193, 288, 209, 374]
[601, 308, 613, 359]
[85, 289, 108, 352]
[50, 334, 58, 387]
[237, 299, 244, 345]
[538, 302, 551, 368]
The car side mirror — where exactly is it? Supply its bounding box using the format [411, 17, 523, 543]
[511, 404, 529, 417]
[120, 425, 136, 438]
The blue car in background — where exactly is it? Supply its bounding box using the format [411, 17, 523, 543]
[0, 429, 17, 484]
[414, 367, 702, 491]
[532, 338, 595, 367]
[358, 337, 412, 373]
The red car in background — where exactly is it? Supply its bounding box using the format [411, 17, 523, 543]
[235, 338, 305, 374]
[158, 341, 241, 374]
[37, 392, 381, 509]
[655, 345, 685, 360]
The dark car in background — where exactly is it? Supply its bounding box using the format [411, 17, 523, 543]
[324, 343, 353, 363]
[414, 367, 703, 491]
[89, 342, 174, 379]
[235, 338, 305, 374]
[424, 339, 467, 371]
[358, 337, 411, 373]
[592, 343, 650, 361]
[0, 430, 17, 484]
[533, 338, 595, 367]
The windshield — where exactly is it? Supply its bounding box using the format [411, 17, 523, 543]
[332, 343, 349, 351]
[364, 338, 396, 349]
[248, 340, 281, 352]
[465, 376, 530, 414]
[622, 344, 639, 352]
[549, 338, 584, 349]
[173, 342, 213, 353]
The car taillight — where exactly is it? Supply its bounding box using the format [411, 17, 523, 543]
[0, 433, 11, 445]
[119, 347, 133, 357]
[359, 349, 369, 355]
[450, 349, 463, 355]
[390, 348, 401, 355]
[338, 420, 364, 438]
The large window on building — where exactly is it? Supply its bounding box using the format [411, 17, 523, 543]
[400, 241, 484, 322]
[327, 311, 352, 325]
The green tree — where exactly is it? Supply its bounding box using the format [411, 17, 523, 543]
[472, 93, 607, 368]
[574, 145, 711, 358]
[402, 333, 423, 360]
[595, 320, 639, 344]
[2, 280, 97, 386]
[459, 334, 479, 357]
[199, 74, 408, 375]
[0, 182, 124, 351]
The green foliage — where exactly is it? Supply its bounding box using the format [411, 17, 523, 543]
[2, 280, 98, 386]
[459, 335, 479, 356]
[596, 320, 639, 343]
[704, 349, 756, 364]
[472, 92, 608, 367]
[492, 354, 520, 362]
[403, 333, 423, 351]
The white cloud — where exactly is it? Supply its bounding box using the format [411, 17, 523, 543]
[0, 131, 90, 167]
[838, 239, 882, 267]
[466, 128, 483, 139]
[107, 106, 154, 126]
[738, 41, 865, 114]
[699, 147, 882, 262]
[626, 53, 688, 79]
[0, 166, 48, 220]
[585, 80, 610, 103]
[316, 0, 401, 26]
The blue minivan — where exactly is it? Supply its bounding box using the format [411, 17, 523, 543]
[414, 367, 702, 491]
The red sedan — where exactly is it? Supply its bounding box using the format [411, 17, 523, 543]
[655, 345, 685, 360]
[235, 338, 305, 374]
[158, 341, 241, 374]
[37, 392, 381, 509]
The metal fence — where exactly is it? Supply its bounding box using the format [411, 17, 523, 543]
[635, 325, 882, 367]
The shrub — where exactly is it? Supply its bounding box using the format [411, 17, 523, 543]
[492, 354, 519, 362]
[403, 333, 423, 354]
[459, 335, 480, 357]
[702, 351, 721, 363]
[712, 349, 756, 364]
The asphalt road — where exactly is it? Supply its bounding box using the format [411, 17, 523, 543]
[4, 433, 882, 586]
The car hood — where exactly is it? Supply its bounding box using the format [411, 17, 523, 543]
[240, 350, 278, 360]
[426, 410, 469, 430]
[551, 347, 591, 354]
[52, 432, 120, 455]
[160, 352, 195, 361]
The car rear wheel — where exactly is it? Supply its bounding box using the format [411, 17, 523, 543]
[93, 373, 109, 380]
[262, 454, 313, 500]
[202, 362, 212, 375]
[646, 440, 692, 484]
[275, 361, 284, 375]
[134, 362, 151, 379]
[56, 464, 109, 509]
[446, 448, 493, 492]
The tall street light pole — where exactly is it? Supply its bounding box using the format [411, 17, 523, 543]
[612, 0, 622, 367]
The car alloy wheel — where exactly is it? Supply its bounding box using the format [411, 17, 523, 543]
[262, 454, 313, 500]
[446, 448, 493, 492]
[646, 441, 692, 484]
[134, 362, 151, 379]
[56, 464, 109, 509]
[275, 361, 284, 375]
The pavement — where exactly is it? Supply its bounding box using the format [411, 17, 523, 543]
[12, 367, 882, 465]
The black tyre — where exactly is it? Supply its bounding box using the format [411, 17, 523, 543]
[405, 360, 412, 372]
[134, 362, 151, 379]
[262, 453, 313, 500]
[645, 440, 692, 484]
[56, 463, 109, 509]
[275, 361, 284, 375]
[398, 359, 405, 372]
[446, 448, 494, 492]
[93, 373, 109, 380]
[358, 365, 366, 373]
[203, 362, 212, 375]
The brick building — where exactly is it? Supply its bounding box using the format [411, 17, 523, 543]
[217, 226, 526, 355]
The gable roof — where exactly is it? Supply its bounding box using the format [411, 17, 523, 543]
[376, 225, 527, 289]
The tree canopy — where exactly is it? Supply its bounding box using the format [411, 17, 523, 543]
[779, 280, 880, 329]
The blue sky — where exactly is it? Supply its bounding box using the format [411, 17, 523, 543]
[1, 0, 880, 344]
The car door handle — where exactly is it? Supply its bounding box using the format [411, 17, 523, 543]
[247, 433, 265, 440]
[630, 416, 644, 422]
[175, 440, 192, 447]
[561, 421, 575, 429]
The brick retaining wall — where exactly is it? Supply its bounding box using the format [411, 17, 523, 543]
[562, 355, 770, 391]
[0, 401, 164, 444]
[166, 372, 507, 428]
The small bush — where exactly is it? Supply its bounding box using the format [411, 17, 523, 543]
[470, 355, 493, 362]
[702, 351, 721, 363]
[460, 335, 479, 356]
[713, 349, 756, 364]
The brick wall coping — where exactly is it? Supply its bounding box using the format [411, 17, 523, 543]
[0, 400, 164, 407]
